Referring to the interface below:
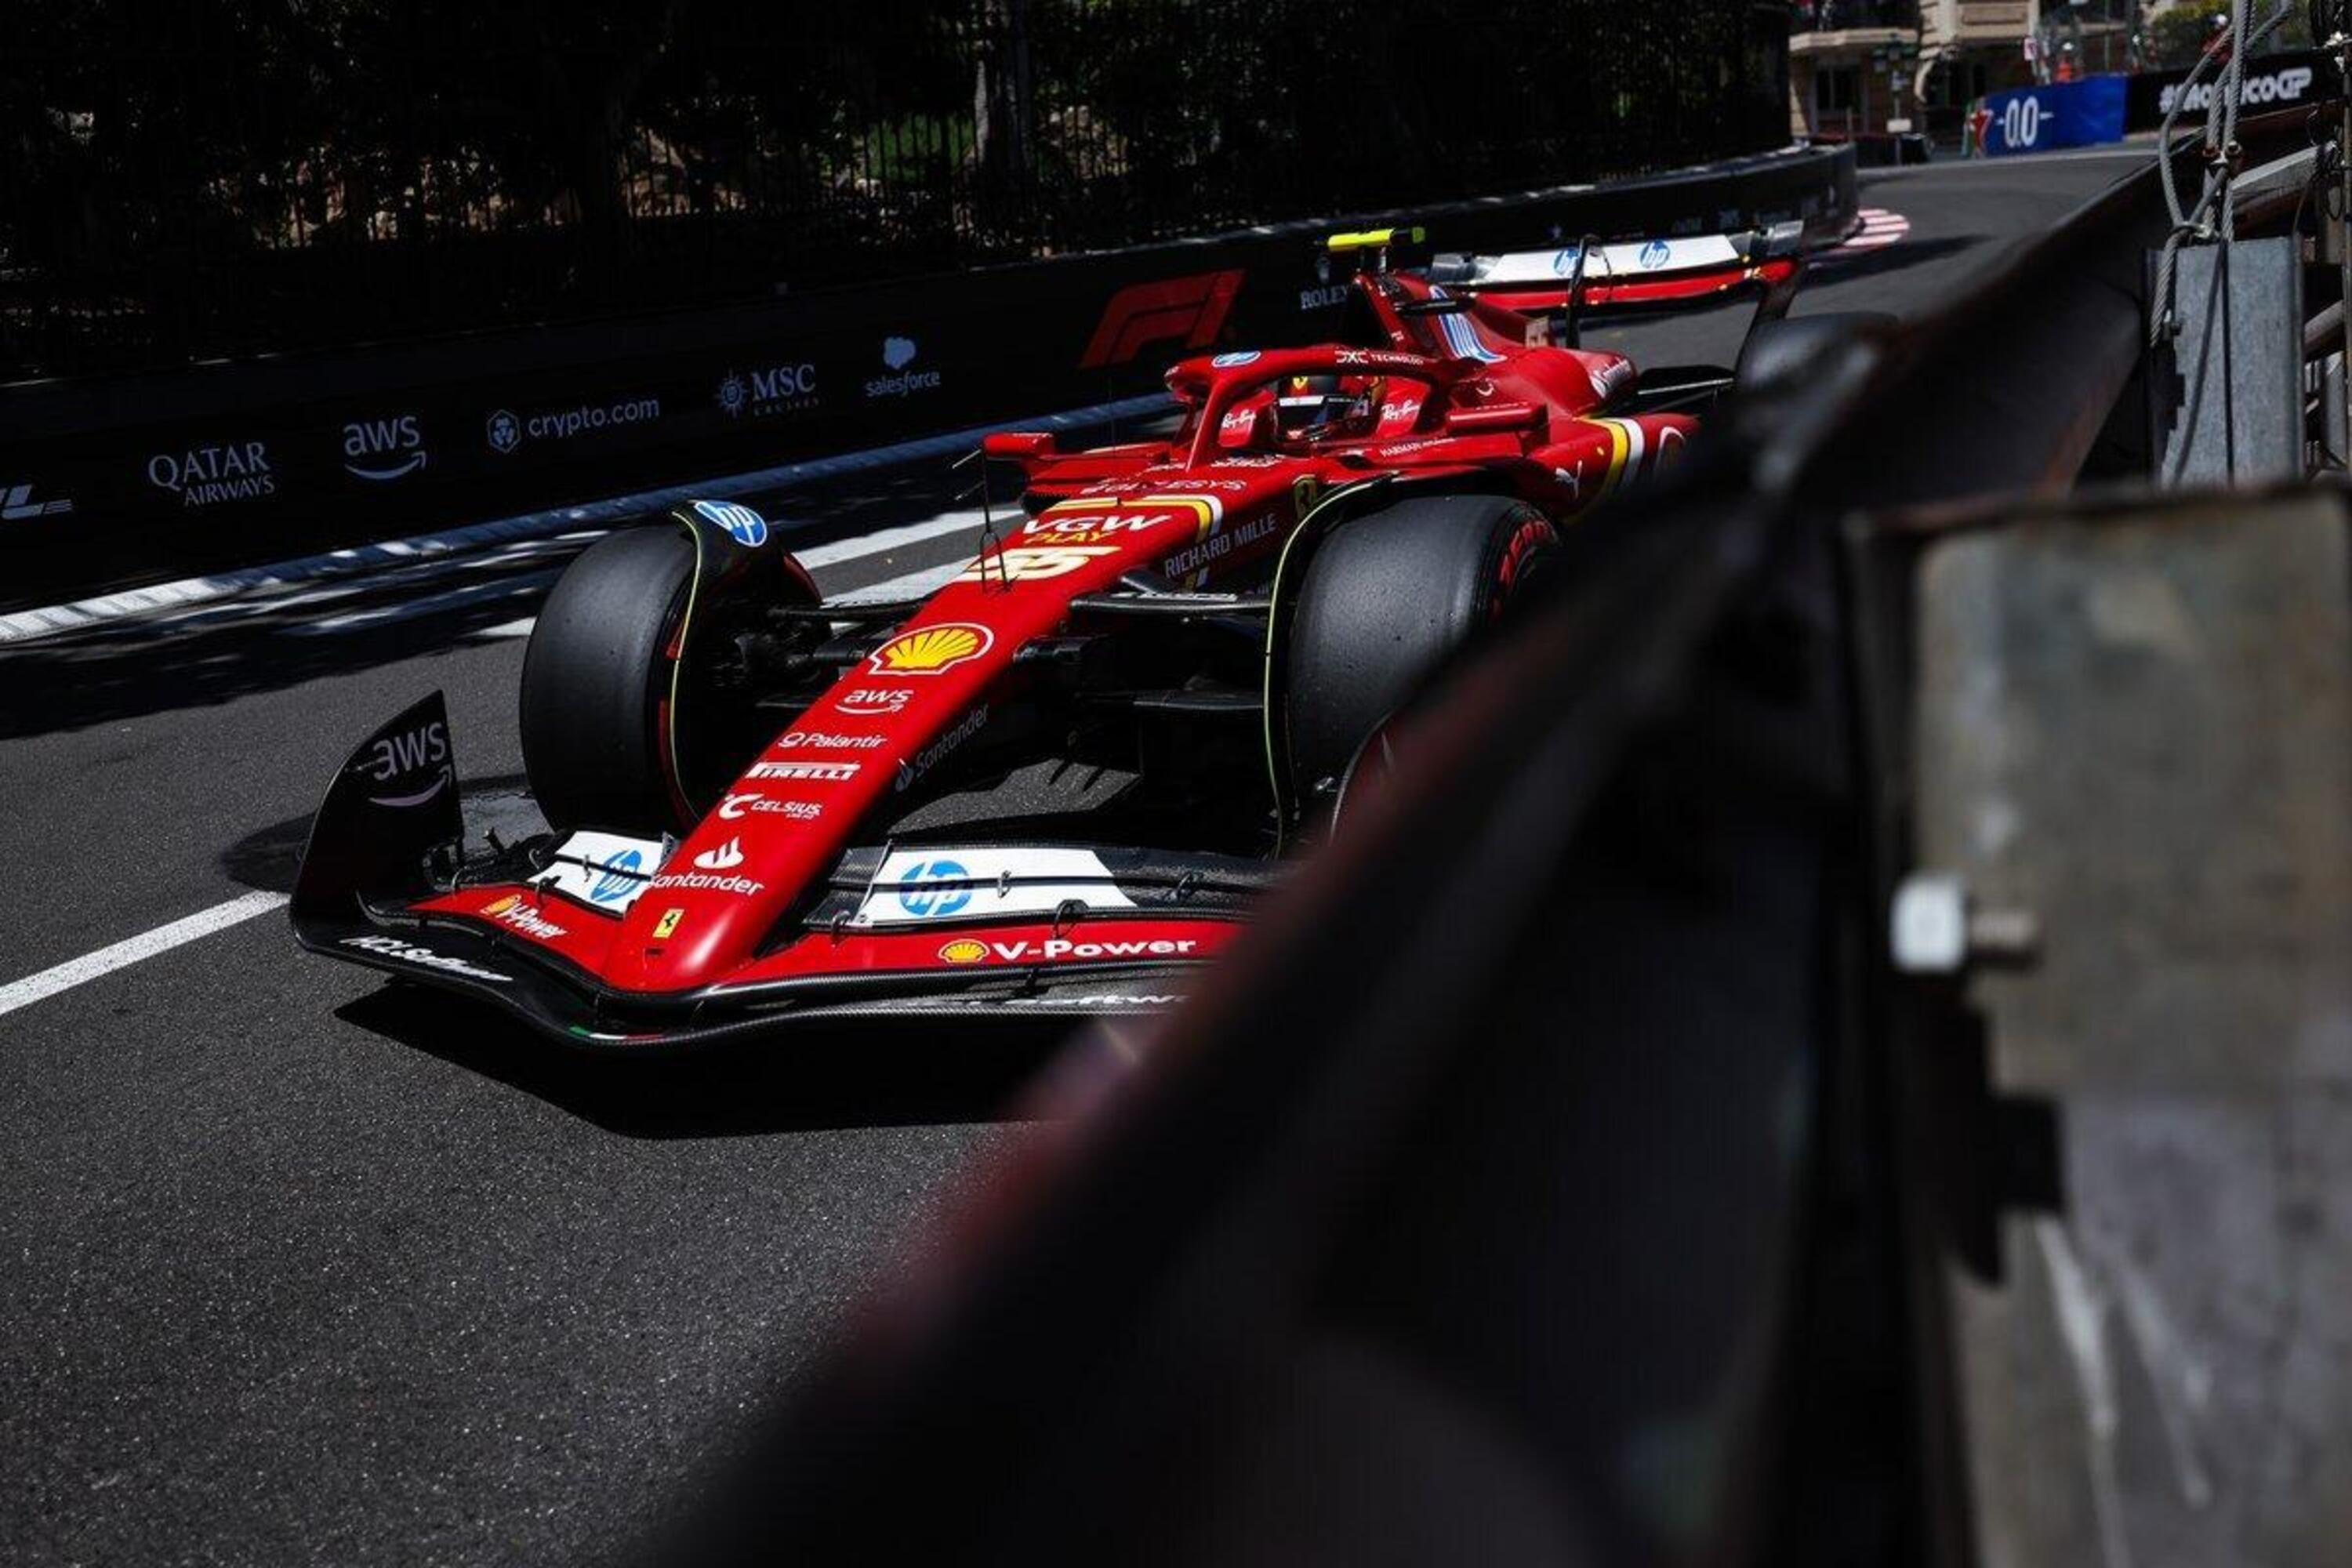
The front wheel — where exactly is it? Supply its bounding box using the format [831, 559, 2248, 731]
[1282, 492, 1560, 811]
[521, 525, 809, 833]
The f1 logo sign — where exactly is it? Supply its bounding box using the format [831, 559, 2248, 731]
[1079, 270, 1246, 370]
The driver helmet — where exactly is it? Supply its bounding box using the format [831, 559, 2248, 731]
[1274, 374, 1383, 440]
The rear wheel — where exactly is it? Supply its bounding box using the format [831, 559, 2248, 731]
[521, 526, 805, 833]
[1283, 492, 1560, 810]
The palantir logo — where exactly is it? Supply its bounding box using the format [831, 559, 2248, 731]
[898, 859, 973, 918]
[343, 414, 428, 482]
[486, 410, 522, 455]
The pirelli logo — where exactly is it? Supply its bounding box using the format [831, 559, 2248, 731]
[1078, 270, 1246, 370]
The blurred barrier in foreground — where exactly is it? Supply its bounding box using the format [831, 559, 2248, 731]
[652, 107, 2347, 1567]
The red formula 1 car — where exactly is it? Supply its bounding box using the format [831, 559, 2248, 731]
[292, 233, 1787, 1045]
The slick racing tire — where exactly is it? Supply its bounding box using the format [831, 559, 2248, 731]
[521, 524, 792, 834]
[1284, 492, 1560, 807]
[522, 527, 695, 834]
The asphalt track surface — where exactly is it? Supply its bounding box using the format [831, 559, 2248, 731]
[0, 149, 2147, 1566]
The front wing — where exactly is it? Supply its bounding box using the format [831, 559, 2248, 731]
[290, 691, 1250, 1050]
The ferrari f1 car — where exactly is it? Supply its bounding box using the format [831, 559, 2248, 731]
[292, 230, 1813, 1045]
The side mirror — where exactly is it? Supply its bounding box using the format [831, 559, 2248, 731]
[1443, 402, 1548, 438]
[983, 431, 1057, 460]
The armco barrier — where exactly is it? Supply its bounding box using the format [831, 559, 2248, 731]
[0, 145, 1855, 613]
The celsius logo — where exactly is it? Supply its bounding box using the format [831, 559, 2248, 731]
[720, 363, 819, 418]
[589, 850, 645, 905]
[897, 859, 973, 919]
[343, 415, 427, 482]
[717, 792, 822, 821]
[694, 838, 746, 870]
[691, 499, 768, 547]
[147, 441, 275, 509]
[359, 719, 451, 808]
[866, 337, 942, 400]
[1, 483, 72, 520]
[1639, 241, 1672, 270]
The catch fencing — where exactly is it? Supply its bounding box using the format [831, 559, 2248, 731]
[1, 0, 1793, 383]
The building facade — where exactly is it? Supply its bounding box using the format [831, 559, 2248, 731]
[1791, 2, 2141, 142]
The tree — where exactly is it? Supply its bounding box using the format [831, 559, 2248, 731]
[2147, 0, 2314, 71]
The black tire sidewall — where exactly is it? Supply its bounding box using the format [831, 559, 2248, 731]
[519, 526, 695, 834]
[1284, 492, 1558, 800]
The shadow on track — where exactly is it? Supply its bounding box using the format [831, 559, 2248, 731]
[223, 776, 546, 894]
[1803, 233, 1981, 287]
[0, 571, 563, 741]
[0, 452, 1022, 741]
[333, 982, 1071, 1138]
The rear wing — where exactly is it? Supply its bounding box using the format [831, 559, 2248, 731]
[1429, 223, 1809, 323]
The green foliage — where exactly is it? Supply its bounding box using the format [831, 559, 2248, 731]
[2147, 0, 2314, 70]
[2, 0, 1791, 376]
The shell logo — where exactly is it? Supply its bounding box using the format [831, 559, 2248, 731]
[483, 895, 520, 916]
[870, 622, 994, 677]
[938, 938, 990, 965]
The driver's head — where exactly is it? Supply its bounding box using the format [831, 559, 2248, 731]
[1274, 374, 1382, 441]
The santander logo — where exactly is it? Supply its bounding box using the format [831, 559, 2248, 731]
[694, 838, 746, 870]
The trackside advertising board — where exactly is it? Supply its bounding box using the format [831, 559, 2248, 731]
[1981, 77, 2129, 158]
[2123, 50, 2328, 132]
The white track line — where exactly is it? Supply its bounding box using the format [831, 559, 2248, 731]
[791, 509, 993, 568]
[0, 891, 289, 1021]
[829, 558, 977, 605]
